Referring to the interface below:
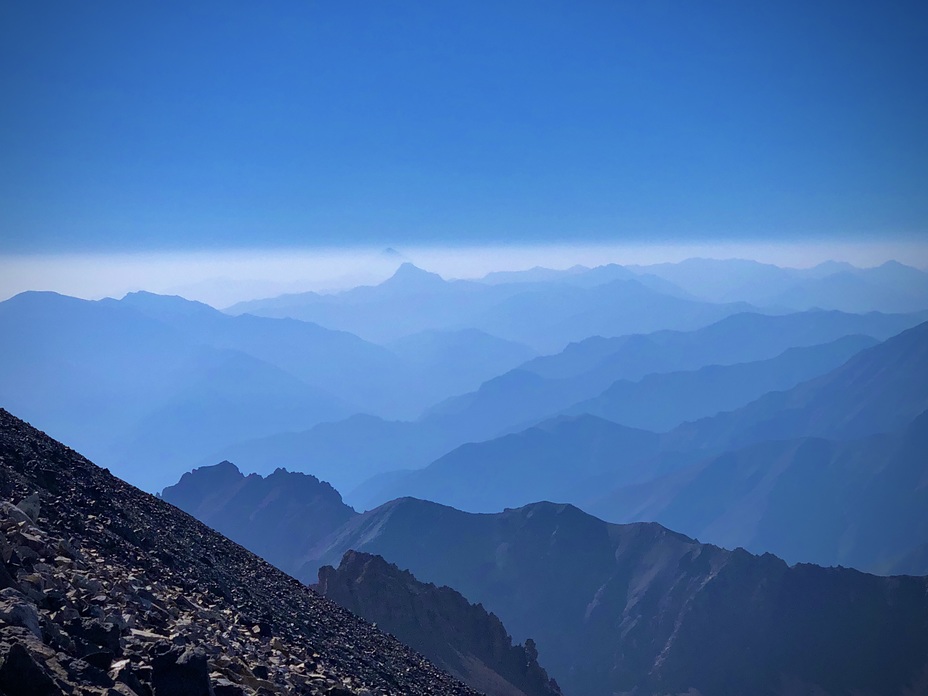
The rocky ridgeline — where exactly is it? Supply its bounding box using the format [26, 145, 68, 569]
[317, 551, 561, 696]
[0, 408, 479, 696]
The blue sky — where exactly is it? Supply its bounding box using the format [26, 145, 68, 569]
[1, 0, 926, 253]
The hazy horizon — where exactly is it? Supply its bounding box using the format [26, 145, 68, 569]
[2, 238, 927, 308]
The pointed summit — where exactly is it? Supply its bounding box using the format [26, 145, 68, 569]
[381, 263, 446, 290]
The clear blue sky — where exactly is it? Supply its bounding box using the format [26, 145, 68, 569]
[1, 0, 926, 252]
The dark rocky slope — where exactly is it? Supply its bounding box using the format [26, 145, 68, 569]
[305, 498, 928, 696]
[0, 408, 479, 696]
[161, 462, 357, 577]
[316, 551, 561, 696]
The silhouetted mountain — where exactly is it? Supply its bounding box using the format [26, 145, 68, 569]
[592, 410, 928, 574]
[161, 462, 357, 576]
[357, 333, 876, 510]
[0, 291, 351, 491]
[766, 262, 928, 313]
[113, 290, 421, 417]
[227, 264, 758, 352]
[304, 498, 928, 696]
[317, 551, 562, 696]
[666, 320, 928, 451]
[0, 408, 480, 695]
[211, 310, 918, 496]
[480, 263, 692, 297]
[627, 258, 802, 302]
[420, 311, 906, 445]
[358, 415, 664, 512]
[561, 334, 877, 431]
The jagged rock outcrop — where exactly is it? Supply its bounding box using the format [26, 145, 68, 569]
[317, 551, 562, 696]
[0, 408, 479, 695]
[161, 462, 357, 576]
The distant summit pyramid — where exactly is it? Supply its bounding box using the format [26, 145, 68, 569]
[381, 262, 447, 291]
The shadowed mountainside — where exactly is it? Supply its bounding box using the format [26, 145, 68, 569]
[665, 319, 928, 452]
[303, 498, 928, 696]
[317, 551, 562, 696]
[161, 461, 357, 577]
[590, 409, 928, 575]
[559, 334, 876, 431]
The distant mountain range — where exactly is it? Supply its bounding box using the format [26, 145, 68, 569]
[228, 262, 760, 352]
[0, 291, 352, 490]
[625, 258, 928, 312]
[349, 321, 928, 571]
[211, 309, 921, 494]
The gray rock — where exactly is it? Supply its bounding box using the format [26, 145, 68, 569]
[152, 644, 213, 696]
[0, 589, 41, 638]
[16, 492, 41, 522]
[0, 642, 60, 696]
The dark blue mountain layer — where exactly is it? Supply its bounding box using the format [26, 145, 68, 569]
[303, 498, 928, 696]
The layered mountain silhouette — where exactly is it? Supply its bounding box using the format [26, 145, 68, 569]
[342, 320, 928, 573]
[591, 410, 928, 574]
[0, 408, 486, 695]
[228, 263, 758, 352]
[301, 498, 928, 696]
[665, 319, 928, 452]
[354, 415, 665, 512]
[350, 324, 917, 511]
[0, 292, 354, 490]
[559, 334, 876, 431]
[626, 258, 928, 312]
[317, 551, 562, 696]
[210, 310, 917, 495]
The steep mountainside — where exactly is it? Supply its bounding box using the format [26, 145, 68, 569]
[305, 498, 928, 696]
[666, 320, 928, 452]
[0, 409, 480, 695]
[592, 410, 928, 574]
[317, 551, 562, 696]
[560, 334, 876, 431]
[161, 462, 357, 577]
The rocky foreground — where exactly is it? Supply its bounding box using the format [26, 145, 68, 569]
[0, 408, 479, 696]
